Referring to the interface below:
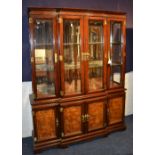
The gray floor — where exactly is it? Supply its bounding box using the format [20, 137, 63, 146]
[22, 115, 133, 155]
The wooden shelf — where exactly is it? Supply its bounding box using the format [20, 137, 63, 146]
[63, 43, 80, 46]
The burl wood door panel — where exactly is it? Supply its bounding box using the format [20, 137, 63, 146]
[35, 108, 57, 141]
[108, 96, 124, 125]
[62, 104, 84, 137]
[88, 101, 106, 132]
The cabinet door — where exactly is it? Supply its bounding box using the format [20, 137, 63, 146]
[107, 18, 126, 89]
[108, 94, 125, 125]
[60, 102, 85, 138]
[33, 107, 59, 142]
[59, 15, 84, 96]
[29, 17, 59, 99]
[84, 17, 107, 93]
[87, 99, 107, 132]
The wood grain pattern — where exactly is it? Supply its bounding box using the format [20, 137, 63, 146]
[35, 109, 56, 141]
[29, 8, 127, 153]
[88, 102, 105, 131]
[63, 106, 82, 136]
[108, 97, 123, 125]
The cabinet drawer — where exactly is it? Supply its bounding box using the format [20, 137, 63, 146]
[108, 94, 125, 125]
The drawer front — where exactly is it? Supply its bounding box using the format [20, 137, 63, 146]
[33, 107, 58, 142]
[108, 94, 125, 125]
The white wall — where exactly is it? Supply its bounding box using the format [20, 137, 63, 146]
[22, 71, 133, 138]
[125, 72, 133, 115]
[22, 82, 33, 138]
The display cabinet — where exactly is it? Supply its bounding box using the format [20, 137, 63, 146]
[29, 8, 126, 153]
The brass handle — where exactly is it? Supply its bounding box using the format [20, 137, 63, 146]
[82, 115, 85, 122]
[82, 114, 89, 122]
[54, 53, 58, 63]
[85, 114, 89, 121]
[56, 118, 59, 127]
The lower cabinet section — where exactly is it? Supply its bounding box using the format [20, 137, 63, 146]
[35, 109, 56, 141]
[61, 102, 84, 137]
[87, 101, 107, 132]
[108, 94, 125, 125]
[31, 92, 126, 153]
[33, 106, 59, 143]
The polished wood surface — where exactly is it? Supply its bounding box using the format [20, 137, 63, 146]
[29, 8, 127, 153]
[63, 106, 82, 136]
[88, 102, 106, 131]
[108, 96, 124, 125]
[35, 109, 56, 141]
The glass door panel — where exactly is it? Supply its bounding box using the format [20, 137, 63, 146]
[109, 21, 123, 88]
[110, 65, 121, 87]
[88, 20, 104, 91]
[110, 22, 123, 64]
[111, 22, 122, 43]
[34, 20, 55, 97]
[63, 19, 82, 95]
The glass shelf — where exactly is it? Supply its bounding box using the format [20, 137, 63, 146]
[64, 63, 80, 70]
[89, 42, 104, 45]
[63, 43, 80, 46]
[110, 42, 123, 45]
[36, 64, 54, 71]
[110, 81, 120, 88]
[89, 60, 103, 68]
[110, 62, 122, 66]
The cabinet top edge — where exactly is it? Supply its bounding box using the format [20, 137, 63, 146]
[28, 7, 126, 16]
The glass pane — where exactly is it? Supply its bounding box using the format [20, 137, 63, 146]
[111, 22, 122, 43]
[110, 65, 121, 88]
[111, 44, 122, 64]
[88, 20, 104, 91]
[34, 20, 55, 97]
[109, 21, 123, 88]
[63, 20, 81, 95]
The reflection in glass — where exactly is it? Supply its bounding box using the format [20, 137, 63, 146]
[111, 22, 122, 43]
[63, 20, 81, 94]
[110, 65, 121, 88]
[34, 20, 55, 97]
[109, 22, 122, 88]
[110, 22, 122, 66]
[88, 20, 104, 91]
[111, 44, 122, 64]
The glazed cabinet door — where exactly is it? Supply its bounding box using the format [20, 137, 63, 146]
[59, 15, 84, 97]
[33, 106, 59, 142]
[60, 102, 85, 138]
[107, 17, 126, 89]
[86, 99, 107, 132]
[107, 93, 125, 125]
[29, 16, 59, 99]
[84, 16, 107, 93]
